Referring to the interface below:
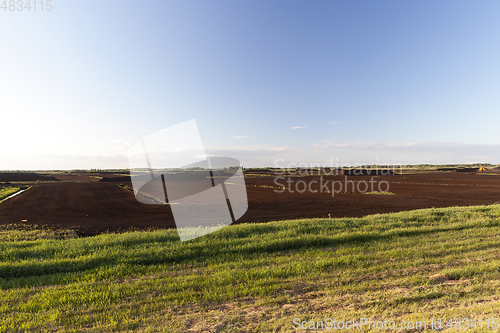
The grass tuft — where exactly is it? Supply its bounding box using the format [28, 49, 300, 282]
[364, 191, 396, 195]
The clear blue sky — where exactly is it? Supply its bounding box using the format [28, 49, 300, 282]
[2, 0, 500, 169]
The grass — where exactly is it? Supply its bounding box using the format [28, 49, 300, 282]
[0, 187, 22, 202]
[0, 224, 79, 242]
[1, 205, 500, 331]
[363, 191, 396, 195]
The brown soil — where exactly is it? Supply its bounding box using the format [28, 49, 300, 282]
[0, 182, 174, 235]
[100, 176, 132, 182]
[0, 170, 499, 235]
[0, 173, 60, 182]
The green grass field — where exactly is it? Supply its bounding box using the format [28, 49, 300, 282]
[2, 205, 500, 332]
[0, 188, 22, 203]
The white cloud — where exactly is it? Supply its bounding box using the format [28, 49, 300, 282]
[205, 140, 500, 167]
[0, 152, 129, 170]
[291, 126, 307, 129]
[313, 140, 500, 153]
[232, 136, 248, 139]
[3, 138, 499, 170]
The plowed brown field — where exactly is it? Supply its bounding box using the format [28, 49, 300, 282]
[0, 170, 499, 235]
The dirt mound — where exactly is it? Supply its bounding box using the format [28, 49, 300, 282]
[0, 173, 59, 182]
[245, 169, 274, 173]
[456, 168, 480, 172]
[99, 176, 132, 182]
[97, 171, 130, 175]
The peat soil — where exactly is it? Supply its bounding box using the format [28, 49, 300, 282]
[0, 170, 499, 235]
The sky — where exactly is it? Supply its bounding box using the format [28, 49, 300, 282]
[1, 0, 500, 170]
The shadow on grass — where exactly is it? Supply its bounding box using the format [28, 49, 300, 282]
[1, 219, 495, 289]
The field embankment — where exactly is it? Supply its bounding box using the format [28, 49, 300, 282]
[0, 187, 25, 203]
[1, 205, 500, 332]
